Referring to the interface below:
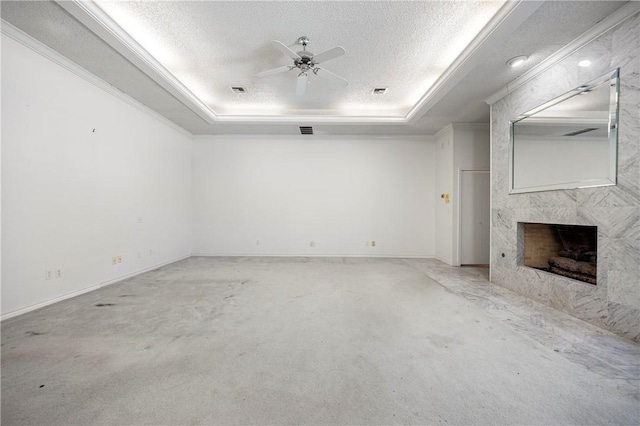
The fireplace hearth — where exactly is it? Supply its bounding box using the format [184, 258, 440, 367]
[520, 223, 597, 285]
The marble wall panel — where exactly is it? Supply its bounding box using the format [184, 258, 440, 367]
[608, 271, 640, 307]
[576, 207, 609, 231]
[490, 13, 640, 342]
[609, 207, 640, 239]
[606, 302, 640, 342]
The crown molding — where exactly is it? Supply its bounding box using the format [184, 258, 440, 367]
[53, 0, 528, 127]
[485, 1, 640, 105]
[193, 134, 433, 142]
[405, 0, 543, 123]
[433, 122, 490, 139]
[1, 20, 194, 138]
[212, 114, 407, 124]
[55, 0, 217, 125]
[434, 124, 454, 139]
[56, 0, 409, 126]
[451, 123, 490, 130]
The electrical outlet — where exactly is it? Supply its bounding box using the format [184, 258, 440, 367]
[138, 251, 142, 258]
[117, 256, 122, 263]
[371, 241, 376, 247]
[310, 241, 315, 247]
[55, 268, 62, 278]
[45, 270, 53, 280]
[112, 256, 117, 265]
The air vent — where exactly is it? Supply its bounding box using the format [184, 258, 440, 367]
[563, 128, 599, 137]
[230, 86, 246, 93]
[372, 87, 387, 95]
[300, 126, 314, 135]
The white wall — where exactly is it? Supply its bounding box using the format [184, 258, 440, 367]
[435, 124, 490, 265]
[451, 125, 490, 265]
[434, 127, 454, 264]
[1, 34, 193, 317]
[192, 135, 435, 257]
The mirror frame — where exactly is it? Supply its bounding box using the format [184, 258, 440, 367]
[509, 68, 620, 194]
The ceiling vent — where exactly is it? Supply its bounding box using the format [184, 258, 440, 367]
[230, 86, 246, 93]
[372, 87, 387, 94]
[299, 126, 314, 135]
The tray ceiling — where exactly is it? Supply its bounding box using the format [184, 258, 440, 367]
[1, 1, 632, 135]
[93, 0, 505, 119]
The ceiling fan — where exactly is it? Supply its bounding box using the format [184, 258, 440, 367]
[256, 36, 348, 96]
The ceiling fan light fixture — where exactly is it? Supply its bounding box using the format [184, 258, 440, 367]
[506, 55, 528, 68]
[372, 87, 387, 95]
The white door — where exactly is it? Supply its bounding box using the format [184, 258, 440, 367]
[460, 170, 490, 265]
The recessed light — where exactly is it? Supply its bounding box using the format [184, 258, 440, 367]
[506, 55, 528, 68]
[578, 59, 591, 68]
[231, 86, 246, 93]
[372, 87, 387, 95]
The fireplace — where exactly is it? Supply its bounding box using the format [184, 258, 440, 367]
[519, 223, 597, 285]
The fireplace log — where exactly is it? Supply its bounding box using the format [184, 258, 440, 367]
[548, 256, 597, 276]
[549, 267, 597, 284]
[558, 249, 597, 263]
[558, 249, 581, 260]
[581, 251, 597, 263]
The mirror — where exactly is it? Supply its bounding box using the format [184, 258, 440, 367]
[509, 69, 619, 194]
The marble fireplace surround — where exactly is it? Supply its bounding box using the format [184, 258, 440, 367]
[490, 12, 640, 342]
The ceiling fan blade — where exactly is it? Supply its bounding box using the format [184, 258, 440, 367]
[271, 40, 301, 59]
[313, 67, 348, 87]
[312, 46, 345, 64]
[296, 72, 308, 96]
[256, 65, 294, 77]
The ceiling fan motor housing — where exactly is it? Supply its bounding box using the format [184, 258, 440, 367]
[295, 53, 315, 71]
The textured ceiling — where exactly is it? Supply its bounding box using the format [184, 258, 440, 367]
[0, 0, 631, 135]
[94, 0, 505, 117]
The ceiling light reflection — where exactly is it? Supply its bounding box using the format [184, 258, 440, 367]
[96, 1, 180, 68]
[172, 73, 216, 105]
[507, 55, 528, 68]
[219, 103, 288, 115]
[340, 103, 407, 116]
[405, 77, 439, 106]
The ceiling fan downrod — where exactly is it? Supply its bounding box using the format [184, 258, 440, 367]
[295, 36, 314, 72]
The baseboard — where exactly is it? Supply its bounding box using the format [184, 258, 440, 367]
[1, 254, 191, 321]
[434, 255, 454, 265]
[191, 252, 434, 259]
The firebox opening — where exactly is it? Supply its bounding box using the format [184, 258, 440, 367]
[520, 222, 597, 285]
